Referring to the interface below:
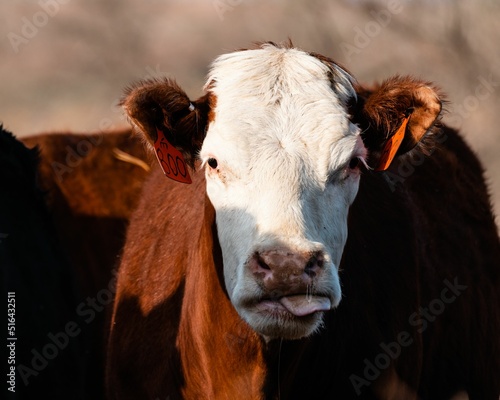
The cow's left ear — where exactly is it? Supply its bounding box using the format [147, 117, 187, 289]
[121, 78, 211, 169]
[351, 76, 442, 170]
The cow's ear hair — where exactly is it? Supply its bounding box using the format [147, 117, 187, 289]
[120, 78, 210, 167]
[351, 76, 442, 170]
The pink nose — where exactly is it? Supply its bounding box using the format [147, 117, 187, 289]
[249, 249, 325, 293]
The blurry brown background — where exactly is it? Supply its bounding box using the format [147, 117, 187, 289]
[1, 0, 499, 226]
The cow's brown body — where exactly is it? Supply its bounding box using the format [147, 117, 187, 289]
[22, 129, 151, 297]
[108, 123, 500, 399]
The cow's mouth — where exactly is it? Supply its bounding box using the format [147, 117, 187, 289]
[237, 293, 334, 339]
[255, 294, 332, 317]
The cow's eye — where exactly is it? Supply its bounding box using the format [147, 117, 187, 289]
[207, 158, 218, 169]
[348, 157, 361, 170]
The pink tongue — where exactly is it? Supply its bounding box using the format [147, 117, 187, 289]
[279, 295, 331, 317]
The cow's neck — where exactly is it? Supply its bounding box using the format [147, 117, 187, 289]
[177, 196, 266, 400]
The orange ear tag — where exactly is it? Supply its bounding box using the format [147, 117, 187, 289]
[376, 116, 410, 171]
[153, 128, 192, 184]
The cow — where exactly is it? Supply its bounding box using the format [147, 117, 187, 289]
[21, 129, 151, 297]
[20, 128, 151, 399]
[106, 42, 500, 399]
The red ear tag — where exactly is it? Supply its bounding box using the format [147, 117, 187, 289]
[153, 128, 192, 184]
[376, 116, 410, 171]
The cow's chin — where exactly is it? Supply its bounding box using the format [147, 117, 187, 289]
[238, 303, 327, 340]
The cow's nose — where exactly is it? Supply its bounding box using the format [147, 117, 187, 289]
[249, 249, 325, 287]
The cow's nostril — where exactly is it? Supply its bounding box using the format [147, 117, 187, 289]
[305, 254, 324, 277]
[257, 257, 271, 271]
[305, 257, 316, 271]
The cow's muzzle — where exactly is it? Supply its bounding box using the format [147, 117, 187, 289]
[247, 248, 332, 317]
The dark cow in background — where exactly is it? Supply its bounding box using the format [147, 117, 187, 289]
[107, 43, 500, 399]
[19, 128, 151, 399]
[1, 126, 85, 398]
[2, 127, 150, 398]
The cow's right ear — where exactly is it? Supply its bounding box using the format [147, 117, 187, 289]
[351, 76, 442, 171]
[121, 78, 211, 169]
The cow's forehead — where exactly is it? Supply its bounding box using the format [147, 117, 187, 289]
[205, 44, 355, 110]
[201, 45, 361, 174]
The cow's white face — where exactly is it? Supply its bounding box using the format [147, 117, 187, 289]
[199, 45, 366, 339]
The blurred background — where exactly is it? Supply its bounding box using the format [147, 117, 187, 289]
[1, 0, 499, 225]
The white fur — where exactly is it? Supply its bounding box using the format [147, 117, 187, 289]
[199, 44, 365, 338]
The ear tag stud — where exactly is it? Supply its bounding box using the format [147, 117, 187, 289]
[376, 115, 410, 171]
[154, 128, 192, 184]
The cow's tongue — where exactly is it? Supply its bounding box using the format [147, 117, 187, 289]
[278, 295, 331, 317]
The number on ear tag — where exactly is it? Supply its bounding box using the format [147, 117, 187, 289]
[153, 128, 192, 184]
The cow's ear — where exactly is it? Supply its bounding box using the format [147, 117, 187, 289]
[352, 76, 442, 170]
[121, 78, 210, 168]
